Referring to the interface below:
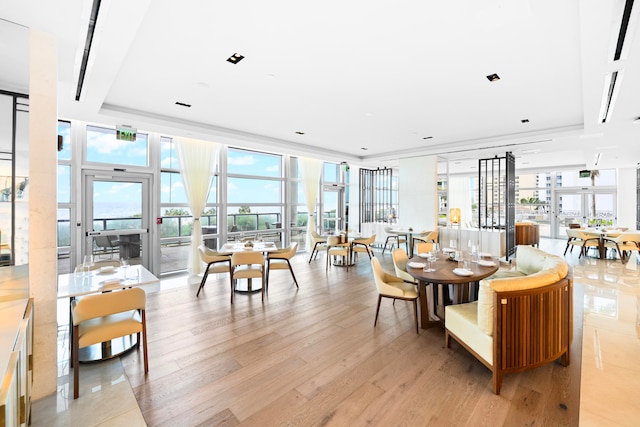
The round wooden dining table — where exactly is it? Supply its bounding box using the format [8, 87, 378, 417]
[406, 253, 499, 329]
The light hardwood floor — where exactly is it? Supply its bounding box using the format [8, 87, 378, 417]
[119, 246, 582, 426]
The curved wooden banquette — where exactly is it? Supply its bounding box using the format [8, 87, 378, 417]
[444, 245, 572, 394]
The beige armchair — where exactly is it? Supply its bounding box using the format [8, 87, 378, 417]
[412, 229, 438, 256]
[309, 230, 328, 263]
[71, 287, 148, 399]
[391, 248, 417, 285]
[197, 245, 233, 300]
[326, 235, 350, 272]
[371, 257, 418, 334]
[604, 232, 640, 262]
[382, 227, 407, 254]
[414, 242, 434, 255]
[351, 234, 376, 263]
[563, 229, 599, 257]
[266, 242, 299, 291]
[231, 251, 266, 301]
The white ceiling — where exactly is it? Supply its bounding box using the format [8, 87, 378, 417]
[1, 0, 639, 174]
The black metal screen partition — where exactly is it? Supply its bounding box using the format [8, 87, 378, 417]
[359, 168, 393, 229]
[478, 152, 516, 260]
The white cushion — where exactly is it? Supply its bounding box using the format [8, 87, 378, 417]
[515, 245, 547, 275]
[446, 302, 493, 366]
[477, 280, 494, 335]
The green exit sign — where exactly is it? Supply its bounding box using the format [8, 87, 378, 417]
[116, 126, 137, 141]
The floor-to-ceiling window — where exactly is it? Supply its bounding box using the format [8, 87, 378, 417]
[159, 137, 220, 274]
[226, 147, 284, 244]
[288, 156, 308, 251]
[56, 120, 72, 273]
[55, 119, 342, 275]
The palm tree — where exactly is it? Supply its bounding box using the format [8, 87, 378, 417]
[590, 170, 600, 218]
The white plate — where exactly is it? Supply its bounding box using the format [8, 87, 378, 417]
[442, 248, 454, 253]
[452, 268, 474, 276]
[477, 260, 496, 267]
[407, 262, 426, 269]
[478, 252, 492, 258]
[99, 279, 125, 289]
[417, 253, 431, 259]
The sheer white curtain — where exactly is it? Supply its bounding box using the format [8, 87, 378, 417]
[176, 137, 220, 275]
[299, 157, 322, 244]
[449, 176, 473, 227]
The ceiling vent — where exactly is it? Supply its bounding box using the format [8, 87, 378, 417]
[227, 53, 244, 64]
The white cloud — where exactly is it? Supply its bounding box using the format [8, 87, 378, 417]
[228, 155, 255, 166]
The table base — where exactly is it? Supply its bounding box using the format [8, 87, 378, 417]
[233, 278, 263, 293]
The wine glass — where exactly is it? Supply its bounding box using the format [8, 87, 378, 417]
[120, 256, 130, 278]
[423, 258, 434, 273]
[82, 255, 94, 275]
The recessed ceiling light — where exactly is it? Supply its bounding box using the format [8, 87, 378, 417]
[486, 73, 500, 82]
[295, 131, 305, 135]
[175, 101, 191, 107]
[227, 53, 244, 64]
[521, 119, 530, 123]
[361, 147, 368, 150]
[423, 136, 433, 140]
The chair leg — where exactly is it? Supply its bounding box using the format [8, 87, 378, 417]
[413, 299, 418, 334]
[73, 324, 80, 399]
[229, 261, 234, 304]
[374, 295, 382, 327]
[308, 243, 318, 263]
[141, 311, 149, 373]
[286, 260, 299, 288]
[266, 259, 271, 291]
[196, 264, 211, 297]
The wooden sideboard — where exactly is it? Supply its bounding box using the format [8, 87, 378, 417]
[515, 222, 539, 247]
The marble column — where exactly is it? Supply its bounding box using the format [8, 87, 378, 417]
[29, 29, 58, 399]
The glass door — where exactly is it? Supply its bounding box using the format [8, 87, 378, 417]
[82, 170, 152, 272]
[555, 191, 617, 238]
[322, 186, 345, 234]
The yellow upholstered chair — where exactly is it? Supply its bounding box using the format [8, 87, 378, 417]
[71, 287, 148, 399]
[266, 242, 299, 291]
[326, 235, 350, 272]
[604, 232, 640, 262]
[371, 257, 419, 334]
[231, 251, 266, 301]
[351, 234, 376, 263]
[309, 230, 328, 262]
[382, 227, 408, 254]
[415, 242, 434, 255]
[412, 229, 438, 256]
[196, 245, 233, 300]
[391, 248, 417, 285]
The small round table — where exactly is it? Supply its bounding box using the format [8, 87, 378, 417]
[406, 254, 499, 329]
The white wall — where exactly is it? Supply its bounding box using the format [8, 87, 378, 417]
[617, 167, 637, 228]
[399, 156, 438, 230]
